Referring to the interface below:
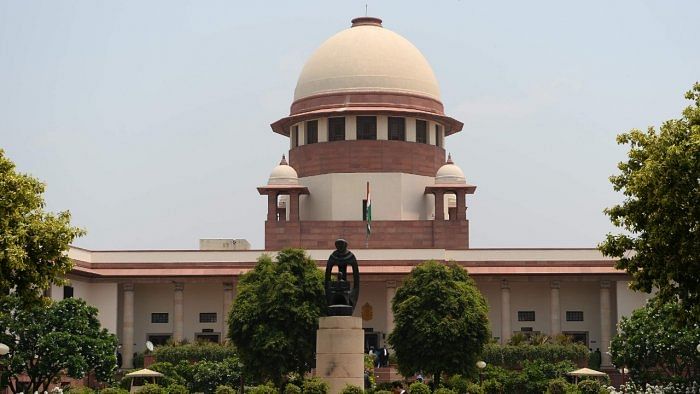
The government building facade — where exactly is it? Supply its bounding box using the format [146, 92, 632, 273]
[53, 17, 649, 371]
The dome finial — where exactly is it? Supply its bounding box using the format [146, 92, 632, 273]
[351, 16, 383, 28]
[446, 153, 453, 164]
[280, 154, 288, 166]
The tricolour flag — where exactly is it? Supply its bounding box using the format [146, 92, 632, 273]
[365, 181, 372, 236]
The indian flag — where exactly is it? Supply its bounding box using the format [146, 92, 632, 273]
[365, 182, 372, 236]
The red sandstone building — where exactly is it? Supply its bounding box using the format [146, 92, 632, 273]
[57, 17, 648, 371]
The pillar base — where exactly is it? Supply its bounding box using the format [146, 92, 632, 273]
[316, 316, 364, 394]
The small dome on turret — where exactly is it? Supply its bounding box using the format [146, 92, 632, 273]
[268, 155, 299, 185]
[435, 154, 466, 184]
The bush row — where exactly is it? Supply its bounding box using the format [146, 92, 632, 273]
[481, 342, 589, 369]
[152, 341, 238, 364]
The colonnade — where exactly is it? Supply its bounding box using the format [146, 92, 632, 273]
[120, 281, 236, 369]
[120, 278, 615, 369]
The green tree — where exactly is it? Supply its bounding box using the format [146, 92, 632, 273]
[610, 299, 700, 384]
[0, 149, 84, 305]
[599, 83, 700, 316]
[387, 261, 490, 387]
[228, 249, 326, 388]
[0, 296, 118, 394]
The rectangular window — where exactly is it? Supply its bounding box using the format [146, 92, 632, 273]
[305, 120, 318, 144]
[388, 117, 406, 141]
[416, 120, 427, 143]
[63, 286, 74, 299]
[517, 311, 536, 321]
[151, 313, 169, 324]
[147, 334, 172, 346]
[566, 311, 584, 322]
[292, 125, 299, 147]
[356, 116, 377, 140]
[328, 117, 345, 141]
[435, 124, 442, 147]
[199, 313, 217, 323]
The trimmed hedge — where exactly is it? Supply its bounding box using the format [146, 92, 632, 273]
[302, 378, 328, 394]
[153, 342, 238, 363]
[340, 384, 363, 394]
[481, 343, 587, 368]
[408, 382, 430, 394]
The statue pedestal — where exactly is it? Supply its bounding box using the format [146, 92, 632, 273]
[315, 316, 364, 394]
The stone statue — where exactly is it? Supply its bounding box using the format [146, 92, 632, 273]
[325, 239, 360, 316]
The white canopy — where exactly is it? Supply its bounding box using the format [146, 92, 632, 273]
[567, 368, 608, 377]
[124, 368, 164, 378]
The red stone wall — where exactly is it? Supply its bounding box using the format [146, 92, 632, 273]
[289, 140, 446, 178]
[265, 219, 469, 250]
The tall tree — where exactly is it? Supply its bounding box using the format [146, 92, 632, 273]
[388, 261, 490, 387]
[228, 249, 326, 388]
[0, 296, 118, 393]
[0, 149, 84, 304]
[599, 83, 700, 316]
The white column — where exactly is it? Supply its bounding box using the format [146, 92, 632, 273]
[600, 280, 612, 368]
[386, 280, 396, 335]
[223, 282, 235, 335]
[174, 282, 185, 343]
[550, 281, 561, 336]
[500, 280, 511, 344]
[122, 283, 135, 369]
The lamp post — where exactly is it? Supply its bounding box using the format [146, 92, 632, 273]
[476, 361, 486, 384]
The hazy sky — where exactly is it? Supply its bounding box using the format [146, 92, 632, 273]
[1, 1, 698, 250]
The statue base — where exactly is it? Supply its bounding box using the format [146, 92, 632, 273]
[315, 316, 364, 394]
[328, 304, 353, 316]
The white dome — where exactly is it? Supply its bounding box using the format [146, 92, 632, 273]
[435, 155, 466, 184]
[268, 156, 299, 185]
[294, 17, 441, 102]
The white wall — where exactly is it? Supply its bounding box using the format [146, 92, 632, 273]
[353, 281, 389, 346]
[133, 283, 174, 350]
[560, 281, 601, 349]
[299, 173, 435, 220]
[51, 280, 118, 334]
[183, 283, 226, 341]
[615, 281, 651, 323]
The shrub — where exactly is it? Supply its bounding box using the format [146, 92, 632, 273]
[375, 382, 393, 391]
[465, 383, 483, 394]
[546, 378, 567, 394]
[302, 378, 329, 394]
[481, 343, 588, 369]
[434, 389, 455, 394]
[100, 388, 129, 394]
[577, 379, 603, 394]
[481, 379, 502, 394]
[340, 384, 363, 394]
[65, 388, 94, 394]
[408, 382, 430, 394]
[215, 385, 237, 394]
[374, 391, 391, 394]
[447, 374, 470, 394]
[136, 384, 166, 394]
[284, 383, 302, 394]
[154, 342, 238, 364]
[249, 383, 278, 394]
[167, 384, 189, 394]
[148, 361, 186, 387]
[189, 359, 242, 393]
